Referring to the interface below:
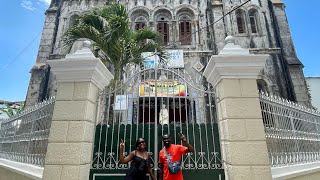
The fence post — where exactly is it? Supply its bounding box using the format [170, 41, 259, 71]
[204, 36, 272, 180]
[42, 41, 113, 180]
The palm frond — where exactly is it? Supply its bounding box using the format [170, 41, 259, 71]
[62, 3, 166, 80]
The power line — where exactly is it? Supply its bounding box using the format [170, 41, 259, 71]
[177, 0, 251, 43]
[0, 36, 41, 73]
[0, 0, 251, 73]
[0, 4, 69, 73]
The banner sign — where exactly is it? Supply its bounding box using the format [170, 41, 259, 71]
[114, 95, 128, 110]
[166, 50, 184, 68]
[142, 52, 159, 68]
[139, 80, 186, 97]
[142, 50, 184, 68]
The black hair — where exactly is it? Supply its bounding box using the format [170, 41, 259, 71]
[135, 137, 146, 150]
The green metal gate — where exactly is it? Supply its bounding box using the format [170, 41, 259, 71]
[89, 65, 224, 180]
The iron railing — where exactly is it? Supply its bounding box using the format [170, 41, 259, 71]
[259, 92, 320, 167]
[0, 97, 55, 166]
[92, 64, 223, 171]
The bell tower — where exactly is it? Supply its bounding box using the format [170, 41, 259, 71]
[24, 0, 61, 108]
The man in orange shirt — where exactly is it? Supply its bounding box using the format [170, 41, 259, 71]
[159, 132, 194, 180]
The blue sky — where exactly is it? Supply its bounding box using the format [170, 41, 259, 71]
[0, 0, 319, 101]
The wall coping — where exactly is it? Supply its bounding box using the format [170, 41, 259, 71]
[0, 158, 43, 180]
[47, 41, 114, 90]
[203, 54, 269, 86]
[271, 162, 320, 180]
[203, 36, 269, 86]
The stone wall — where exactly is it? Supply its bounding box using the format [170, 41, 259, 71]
[272, 162, 320, 180]
[289, 172, 320, 180]
[0, 159, 43, 180]
[0, 167, 34, 180]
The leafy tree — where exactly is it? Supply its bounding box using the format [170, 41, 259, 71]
[0, 103, 24, 118]
[63, 3, 164, 81]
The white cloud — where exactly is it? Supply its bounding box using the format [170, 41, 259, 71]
[38, 0, 51, 6]
[21, 0, 51, 11]
[21, 0, 36, 11]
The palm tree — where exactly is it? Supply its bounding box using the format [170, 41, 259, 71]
[63, 3, 164, 81]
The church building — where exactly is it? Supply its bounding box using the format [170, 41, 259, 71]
[25, 0, 310, 109]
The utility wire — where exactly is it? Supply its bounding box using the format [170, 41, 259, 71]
[0, 0, 251, 73]
[140, 0, 251, 57]
[0, 4, 70, 73]
[177, 0, 251, 43]
[0, 37, 40, 73]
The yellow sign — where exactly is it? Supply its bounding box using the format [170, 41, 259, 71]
[139, 80, 186, 97]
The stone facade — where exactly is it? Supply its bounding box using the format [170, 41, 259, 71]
[25, 0, 310, 107]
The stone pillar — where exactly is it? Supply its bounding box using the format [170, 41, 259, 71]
[203, 36, 272, 180]
[42, 41, 113, 180]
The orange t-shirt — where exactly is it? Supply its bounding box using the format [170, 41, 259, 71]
[159, 144, 188, 180]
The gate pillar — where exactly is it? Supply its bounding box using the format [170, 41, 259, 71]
[204, 36, 272, 180]
[42, 41, 113, 180]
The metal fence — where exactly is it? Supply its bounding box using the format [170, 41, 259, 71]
[0, 97, 55, 166]
[259, 92, 320, 167]
[91, 64, 223, 172]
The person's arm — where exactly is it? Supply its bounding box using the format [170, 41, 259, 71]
[146, 154, 157, 180]
[178, 132, 194, 153]
[119, 139, 134, 164]
[159, 163, 163, 180]
[147, 167, 156, 180]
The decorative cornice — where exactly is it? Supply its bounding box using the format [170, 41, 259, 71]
[203, 36, 269, 86]
[203, 55, 269, 86]
[211, 0, 223, 6]
[249, 48, 281, 55]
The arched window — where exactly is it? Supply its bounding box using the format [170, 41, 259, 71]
[179, 15, 192, 45]
[69, 14, 79, 27]
[249, 9, 259, 33]
[135, 16, 147, 30]
[236, 10, 246, 34]
[157, 16, 169, 45]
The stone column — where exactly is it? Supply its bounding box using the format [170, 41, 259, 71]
[42, 41, 113, 180]
[203, 36, 272, 180]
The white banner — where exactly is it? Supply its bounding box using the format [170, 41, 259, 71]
[166, 50, 184, 68]
[114, 95, 128, 110]
[142, 50, 184, 68]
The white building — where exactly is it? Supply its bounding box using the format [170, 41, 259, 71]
[306, 77, 320, 110]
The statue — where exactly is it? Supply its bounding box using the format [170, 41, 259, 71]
[159, 104, 169, 125]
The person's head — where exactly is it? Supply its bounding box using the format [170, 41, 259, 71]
[162, 104, 166, 109]
[135, 137, 146, 151]
[162, 134, 171, 148]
